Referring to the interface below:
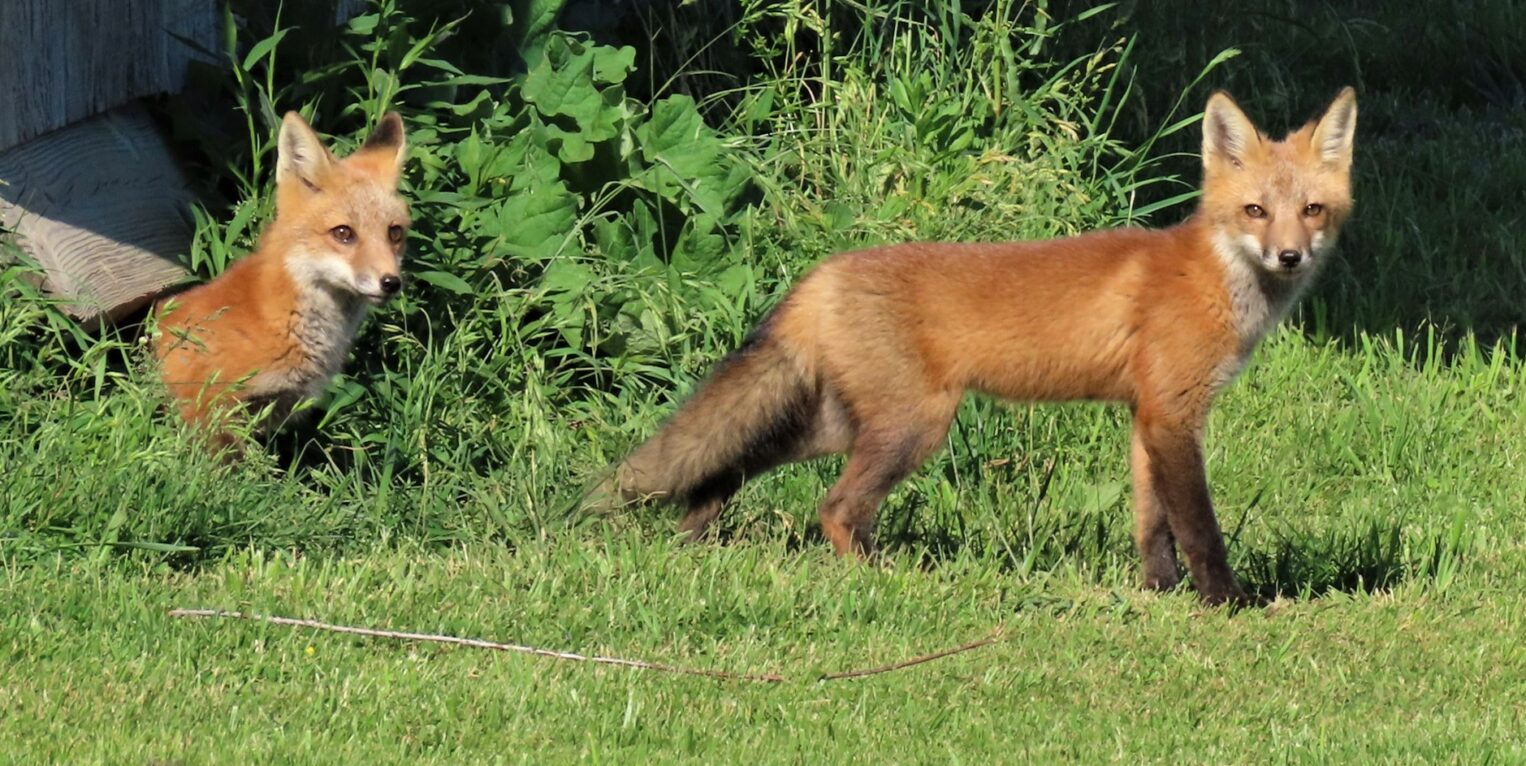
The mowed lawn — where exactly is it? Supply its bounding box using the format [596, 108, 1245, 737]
[5, 333, 1525, 764]
[7, 1, 1526, 762]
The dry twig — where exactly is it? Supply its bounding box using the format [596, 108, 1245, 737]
[169, 608, 785, 682]
[169, 608, 1001, 683]
[819, 631, 1004, 680]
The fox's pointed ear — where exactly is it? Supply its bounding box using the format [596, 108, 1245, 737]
[1202, 91, 1259, 169]
[1310, 86, 1357, 167]
[359, 112, 407, 173]
[276, 111, 336, 192]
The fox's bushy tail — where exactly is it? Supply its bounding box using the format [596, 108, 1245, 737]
[604, 331, 815, 506]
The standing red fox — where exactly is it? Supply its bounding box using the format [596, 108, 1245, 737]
[154, 111, 409, 451]
[603, 88, 1357, 605]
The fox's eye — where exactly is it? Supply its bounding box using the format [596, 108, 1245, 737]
[1243, 204, 1267, 219]
[1303, 203, 1325, 217]
[331, 225, 356, 244]
[387, 225, 405, 244]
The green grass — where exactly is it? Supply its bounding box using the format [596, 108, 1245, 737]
[3, 0, 1526, 761]
[6, 524, 1526, 763]
[4, 328, 1524, 763]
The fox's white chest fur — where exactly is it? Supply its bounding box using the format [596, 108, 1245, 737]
[1212, 232, 1317, 346]
[1208, 230, 1317, 395]
[246, 277, 369, 423]
[287, 286, 369, 396]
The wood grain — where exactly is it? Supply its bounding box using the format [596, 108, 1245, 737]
[0, 103, 193, 326]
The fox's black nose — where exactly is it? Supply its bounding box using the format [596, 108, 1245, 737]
[1277, 250, 1303, 268]
[380, 274, 403, 295]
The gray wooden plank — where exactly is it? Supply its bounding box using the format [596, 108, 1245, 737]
[0, 103, 193, 326]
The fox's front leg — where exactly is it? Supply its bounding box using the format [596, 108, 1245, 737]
[1133, 413, 1247, 606]
[1130, 422, 1180, 591]
[176, 398, 246, 463]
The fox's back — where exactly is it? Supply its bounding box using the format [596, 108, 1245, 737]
[777, 224, 1235, 404]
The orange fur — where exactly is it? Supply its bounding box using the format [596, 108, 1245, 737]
[153, 111, 410, 453]
[604, 88, 1357, 605]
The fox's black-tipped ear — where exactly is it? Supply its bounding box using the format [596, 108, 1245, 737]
[1202, 90, 1260, 169]
[360, 112, 407, 170]
[276, 111, 336, 192]
[1311, 86, 1357, 167]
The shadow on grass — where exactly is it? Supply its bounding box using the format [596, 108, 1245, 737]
[1233, 522, 1410, 601]
[866, 496, 1471, 604]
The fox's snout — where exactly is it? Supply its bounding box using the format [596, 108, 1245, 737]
[1263, 244, 1312, 275]
[1259, 207, 1324, 274]
[1252, 220, 1315, 275]
[1249, 237, 1316, 277]
[354, 268, 404, 303]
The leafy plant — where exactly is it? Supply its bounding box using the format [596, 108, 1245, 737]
[1, 0, 1518, 607]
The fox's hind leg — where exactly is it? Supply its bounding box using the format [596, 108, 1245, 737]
[817, 394, 959, 557]
[678, 473, 741, 541]
[679, 388, 855, 542]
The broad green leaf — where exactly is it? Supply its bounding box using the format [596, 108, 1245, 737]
[522, 37, 599, 118]
[491, 179, 579, 261]
[538, 260, 595, 346]
[670, 215, 728, 274]
[591, 45, 636, 86]
[522, 39, 629, 149]
[507, 0, 566, 66]
[633, 95, 750, 218]
[545, 125, 595, 164]
[344, 12, 378, 35]
[539, 260, 594, 295]
[493, 125, 564, 190]
[414, 270, 474, 295]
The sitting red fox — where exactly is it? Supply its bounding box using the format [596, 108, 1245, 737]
[154, 111, 409, 451]
[604, 88, 1357, 605]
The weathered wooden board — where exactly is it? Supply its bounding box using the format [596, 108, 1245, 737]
[0, 103, 194, 325]
[0, 0, 373, 326]
[0, 0, 220, 152]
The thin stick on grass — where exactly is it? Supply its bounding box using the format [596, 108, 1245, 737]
[168, 608, 1001, 683]
[819, 630, 1005, 681]
[169, 608, 785, 682]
